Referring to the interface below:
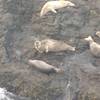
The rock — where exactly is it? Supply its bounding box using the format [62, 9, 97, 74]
[0, 0, 100, 100]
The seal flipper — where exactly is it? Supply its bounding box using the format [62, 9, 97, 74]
[50, 7, 57, 13]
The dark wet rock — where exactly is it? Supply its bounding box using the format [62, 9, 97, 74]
[0, 0, 100, 100]
[63, 50, 100, 100]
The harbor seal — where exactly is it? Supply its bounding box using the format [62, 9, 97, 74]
[40, 0, 75, 17]
[34, 39, 75, 53]
[28, 59, 64, 75]
[84, 36, 100, 57]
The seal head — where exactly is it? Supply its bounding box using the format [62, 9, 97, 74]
[84, 36, 100, 57]
[84, 36, 94, 43]
[95, 31, 100, 37]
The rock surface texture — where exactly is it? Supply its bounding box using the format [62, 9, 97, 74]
[0, 0, 100, 100]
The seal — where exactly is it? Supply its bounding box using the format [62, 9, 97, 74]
[40, 0, 75, 17]
[28, 59, 64, 75]
[84, 36, 100, 57]
[34, 39, 75, 53]
[95, 31, 100, 38]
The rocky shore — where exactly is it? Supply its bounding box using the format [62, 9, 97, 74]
[0, 0, 100, 100]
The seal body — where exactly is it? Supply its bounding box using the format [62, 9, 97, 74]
[28, 59, 64, 75]
[40, 1, 75, 17]
[34, 39, 75, 53]
[84, 36, 100, 57]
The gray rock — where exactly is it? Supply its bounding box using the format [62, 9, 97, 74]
[0, 0, 100, 100]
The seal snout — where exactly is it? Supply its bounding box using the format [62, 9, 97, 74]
[28, 59, 36, 65]
[68, 46, 76, 51]
[65, 1, 75, 7]
[68, 2, 75, 7]
[71, 47, 76, 51]
[55, 68, 64, 74]
[84, 36, 93, 42]
[84, 37, 89, 41]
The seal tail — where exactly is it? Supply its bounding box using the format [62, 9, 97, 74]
[65, 45, 76, 51]
[54, 68, 64, 74]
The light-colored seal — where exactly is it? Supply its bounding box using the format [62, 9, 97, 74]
[84, 36, 100, 57]
[40, 0, 75, 17]
[34, 39, 75, 53]
[28, 59, 64, 75]
[95, 31, 100, 38]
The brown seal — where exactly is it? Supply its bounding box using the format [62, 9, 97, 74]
[28, 59, 64, 75]
[84, 36, 100, 57]
[40, 0, 75, 17]
[34, 39, 75, 53]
